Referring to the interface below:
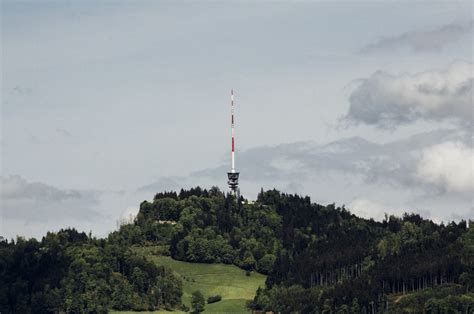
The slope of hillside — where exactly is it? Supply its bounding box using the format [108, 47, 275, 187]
[134, 246, 266, 313]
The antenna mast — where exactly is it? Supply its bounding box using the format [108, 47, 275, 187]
[227, 89, 239, 194]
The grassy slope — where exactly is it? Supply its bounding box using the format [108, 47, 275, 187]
[111, 312, 184, 314]
[134, 246, 266, 313]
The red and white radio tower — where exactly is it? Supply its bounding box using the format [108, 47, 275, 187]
[227, 89, 239, 193]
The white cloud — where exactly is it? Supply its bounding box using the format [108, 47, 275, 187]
[344, 62, 473, 129]
[348, 197, 442, 223]
[348, 198, 392, 221]
[118, 206, 139, 226]
[417, 141, 473, 193]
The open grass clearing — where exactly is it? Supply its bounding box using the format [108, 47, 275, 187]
[134, 246, 266, 313]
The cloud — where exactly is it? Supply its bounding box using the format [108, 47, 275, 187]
[137, 176, 183, 193]
[361, 21, 473, 53]
[0, 175, 101, 221]
[139, 130, 472, 223]
[348, 198, 394, 221]
[416, 141, 473, 193]
[145, 129, 469, 195]
[348, 198, 434, 222]
[56, 128, 72, 137]
[343, 62, 473, 129]
[10, 86, 33, 96]
[233, 130, 442, 183]
[118, 206, 139, 226]
[1, 175, 98, 201]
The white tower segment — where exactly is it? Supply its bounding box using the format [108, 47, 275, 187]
[227, 89, 239, 192]
[231, 89, 235, 173]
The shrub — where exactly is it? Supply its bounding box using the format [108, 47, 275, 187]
[256, 254, 276, 274]
[207, 295, 222, 304]
[191, 290, 205, 313]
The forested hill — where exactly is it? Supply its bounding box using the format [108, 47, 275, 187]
[117, 187, 474, 312]
[1, 187, 473, 313]
[0, 228, 184, 313]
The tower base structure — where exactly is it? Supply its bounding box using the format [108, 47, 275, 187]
[227, 172, 239, 193]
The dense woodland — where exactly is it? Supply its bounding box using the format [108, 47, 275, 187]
[0, 229, 183, 313]
[1, 187, 473, 313]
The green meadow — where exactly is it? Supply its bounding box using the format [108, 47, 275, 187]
[127, 246, 267, 313]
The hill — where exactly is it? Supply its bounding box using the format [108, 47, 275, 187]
[121, 187, 474, 312]
[1, 187, 472, 313]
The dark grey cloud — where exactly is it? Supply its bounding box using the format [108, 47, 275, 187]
[1, 175, 98, 201]
[138, 176, 183, 193]
[361, 21, 473, 53]
[9, 86, 33, 96]
[0, 175, 102, 221]
[343, 62, 473, 129]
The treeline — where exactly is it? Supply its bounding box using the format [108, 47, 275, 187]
[132, 187, 473, 312]
[250, 191, 474, 312]
[0, 228, 183, 313]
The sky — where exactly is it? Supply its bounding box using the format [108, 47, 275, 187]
[1, 0, 473, 239]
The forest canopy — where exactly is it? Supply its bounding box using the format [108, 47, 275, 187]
[0, 228, 183, 313]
